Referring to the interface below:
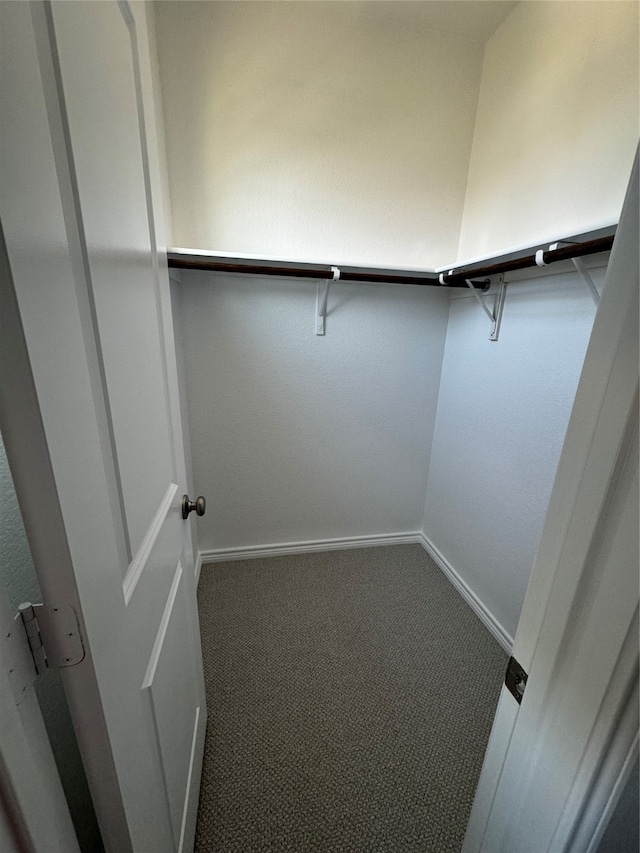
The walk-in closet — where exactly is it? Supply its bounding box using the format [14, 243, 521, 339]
[0, 2, 638, 852]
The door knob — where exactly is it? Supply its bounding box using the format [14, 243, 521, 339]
[182, 495, 206, 519]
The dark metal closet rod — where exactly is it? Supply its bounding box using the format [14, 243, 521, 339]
[440, 235, 614, 286]
[166, 257, 452, 286]
[167, 234, 614, 287]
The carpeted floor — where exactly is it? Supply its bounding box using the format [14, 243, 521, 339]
[195, 544, 507, 852]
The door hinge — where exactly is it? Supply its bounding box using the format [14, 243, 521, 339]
[5, 603, 85, 705]
[505, 655, 528, 704]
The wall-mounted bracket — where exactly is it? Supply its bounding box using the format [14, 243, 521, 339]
[572, 257, 600, 306]
[316, 266, 340, 336]
[465, 275, 507, 341]
[537, 240, 600, 306]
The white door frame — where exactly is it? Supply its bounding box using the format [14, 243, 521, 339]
[464, 154, 639, 851]
[0, 582, 80, 853]
[0, 235, 80, 853]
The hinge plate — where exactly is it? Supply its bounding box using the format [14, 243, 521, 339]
[5, 613, 38, 706]
[28, 603, 85, 669]
[505, 655, 528, 704]
[5, 603, 85, 705]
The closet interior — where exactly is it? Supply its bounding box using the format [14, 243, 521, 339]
[156, 0, 637, 643]
[0, 1, 637, 852]
[153, 3, 636, 847]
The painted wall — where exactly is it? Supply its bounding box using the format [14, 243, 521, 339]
[154, 1, 486, 268]
[457, 1, 639, 261]
[157, 2, 633, 641]
[174, 272, 449, 551]
[422, 261, 607, 640]
[0, 433, 102, 853]
[0, 433, 40, 612]
[154, 1, 637, 269]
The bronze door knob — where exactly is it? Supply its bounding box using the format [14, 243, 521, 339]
[182, 495, 206, 519]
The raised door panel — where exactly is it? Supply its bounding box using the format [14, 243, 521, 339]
[123, 482, 186, 668]
[50, 1, 176, 560]
[143, 563, 201, 851]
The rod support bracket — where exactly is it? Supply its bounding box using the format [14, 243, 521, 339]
[466, 275, 506, 341]
[490, 276, 507, 341]
[571, 257, 600, 306]
[537, 241, 600, 306]
[316, 266, 340, 335]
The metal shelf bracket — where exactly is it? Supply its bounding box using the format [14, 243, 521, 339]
[538, 240, 600, 306]
[465, 275, 507, 341]
[316, 266, 340, 336]
[572, 257, 600, 306]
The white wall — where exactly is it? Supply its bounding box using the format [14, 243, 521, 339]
[0, 432, 40, 611]
[457, 1, 639, 261]
[174, 272, 449, 551]
[154, 1, 486, 268]
[422, 261, 607, 640]
[154, 1, 638, 270]
[156, 2, 634, 640]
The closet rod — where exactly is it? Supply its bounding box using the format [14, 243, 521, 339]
[166, 257, 458, 287]
[167, 233, 614, 288]
[439, 235, 614, 286]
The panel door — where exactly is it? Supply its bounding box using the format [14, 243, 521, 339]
[0, 2, 207, 850]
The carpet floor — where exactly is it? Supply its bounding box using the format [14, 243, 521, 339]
[195, 544, 507, 852]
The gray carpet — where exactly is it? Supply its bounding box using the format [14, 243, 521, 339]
[195, 544, 507, 852]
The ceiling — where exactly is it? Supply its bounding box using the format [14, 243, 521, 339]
[343, 1, 519, 42]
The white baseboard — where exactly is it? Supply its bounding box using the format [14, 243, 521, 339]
[197, 531, 422, 565]
[418, 532, 513, 653]
[195, 531, 514, 653]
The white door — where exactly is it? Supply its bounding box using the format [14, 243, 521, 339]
[463, 157, 639, 851]
[0, 571, 79, 853]
[0, 2, 207, 851]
